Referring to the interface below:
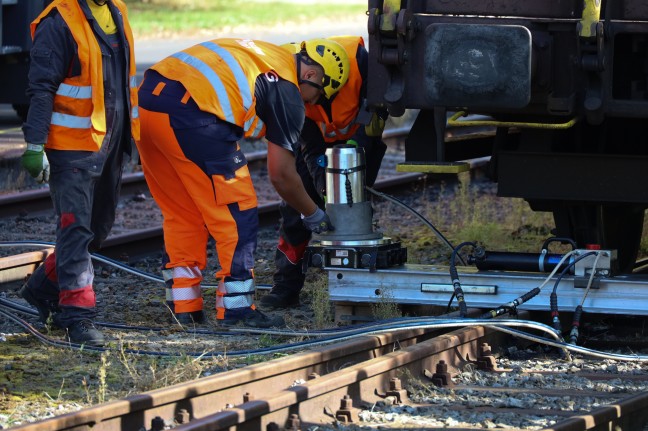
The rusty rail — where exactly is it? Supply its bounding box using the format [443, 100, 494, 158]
[546, 391, 648, 430]
[7, 323, 512, 431]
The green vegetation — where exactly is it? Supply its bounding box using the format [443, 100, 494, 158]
[0, 334, 243, 425]
[126, 0, 366, 38]
[306, 275, 333, 329]
[380, 172, 556, 267]
[371, 286, 401, 320]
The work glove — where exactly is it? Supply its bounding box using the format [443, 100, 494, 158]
[346, 139, 358, 147]
[302, 207, 335, 234]
[364, 112, 386, 137]
[21, 144, 50, 183]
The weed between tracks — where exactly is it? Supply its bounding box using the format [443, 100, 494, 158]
[0, 333, 246, 425]
[380, 171, 556, 267]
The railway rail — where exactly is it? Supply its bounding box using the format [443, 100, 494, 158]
[1, 313, 511, 431]
[3, 300, 648, 430]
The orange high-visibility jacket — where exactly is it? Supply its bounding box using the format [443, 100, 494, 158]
[151, 38, 299, 139]
[305, 36, 364, 143]
[31, 0, 140, 151]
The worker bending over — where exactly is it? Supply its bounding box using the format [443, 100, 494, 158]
[136, 38, 349, 327]
[261, 35, 388, 309]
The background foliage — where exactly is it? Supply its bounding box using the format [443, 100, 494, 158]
[126, 0, 366, 38]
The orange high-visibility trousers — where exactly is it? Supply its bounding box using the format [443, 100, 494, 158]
[137, 72, 258, 316]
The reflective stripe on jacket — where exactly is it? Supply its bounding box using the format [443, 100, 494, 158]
[31, 0, 140, 151]
[305, 36, 364, 143]
[151, 38, 298, 139]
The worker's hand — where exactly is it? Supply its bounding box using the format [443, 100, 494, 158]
[302, 207, 334, 234]
[21, 144, 50, 183]
[346, 139, 358, 147]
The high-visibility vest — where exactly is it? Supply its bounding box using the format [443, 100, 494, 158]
[305, 36, 364, 143]
[31, 0, 140, 151]
[151, 38, 299, 139]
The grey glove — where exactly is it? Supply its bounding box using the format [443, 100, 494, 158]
[302, 207, 334, 234]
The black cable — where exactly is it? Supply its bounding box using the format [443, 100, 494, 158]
[445, 292, 456, 314]
[479, 287, 541, 319]
[449, 241, 476, 318]
[0, 303, 410, 358]
[365, 187, 463, 264]
[345, 173, 353, 206]
[569, 305, 583, 345]
[2, 295, 454, 344]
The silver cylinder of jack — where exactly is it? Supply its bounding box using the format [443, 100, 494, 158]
[325, 144, 366, 204]
[314, 144, 384, 244]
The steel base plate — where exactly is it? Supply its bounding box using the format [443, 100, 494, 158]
[317, 236, 392, 247]
[326, 264, 648, 315]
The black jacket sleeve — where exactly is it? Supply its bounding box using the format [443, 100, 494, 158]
[254, 75, 305, 152]
[22, 12, 78, 145]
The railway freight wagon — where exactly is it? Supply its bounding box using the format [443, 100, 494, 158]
[366, 0, 648, 273]
[0, 0, 49, 120]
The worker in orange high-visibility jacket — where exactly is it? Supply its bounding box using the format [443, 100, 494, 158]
[19, 0, 139, 347]
[261, 36, 388, 310]
[136, 38, 350, 328]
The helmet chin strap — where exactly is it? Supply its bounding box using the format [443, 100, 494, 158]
[296, 55, 303, 81]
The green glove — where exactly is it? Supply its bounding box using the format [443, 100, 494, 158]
[21, 144, 50, 183]
[346, 139, 358, 147]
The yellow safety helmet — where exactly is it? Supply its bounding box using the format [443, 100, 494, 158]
[299, 38, 350, 99]
[280, 42, 300, 54]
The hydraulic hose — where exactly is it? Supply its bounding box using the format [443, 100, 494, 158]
[6, 287, 648, 363]
[550, 251, 598, 333]
[449, 241, 476, 317]
[570, 252, 603, 345]
[365, 187, 462, 264]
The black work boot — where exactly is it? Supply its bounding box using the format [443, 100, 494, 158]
[66, 319, 105, 347]
[259, 288, 301, 309]
[266, 247, 305, 309]
[19, 283, 61, 327]
[174, 311, 205, 325]
[220, 309, 284, 329]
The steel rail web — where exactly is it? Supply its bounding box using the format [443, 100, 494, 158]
[5, 322, 512, 431]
